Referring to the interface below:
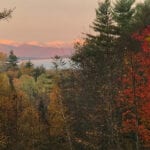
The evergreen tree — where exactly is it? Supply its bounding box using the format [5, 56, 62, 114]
[113, 0, 135, 33]
[25, 60, 33, 69]
[32, 65, 46, 81]
[71, 0, 121, 149]
[90, 0, 115, 49]
[113, 0, 136, 50]
[7, 50, 18, 69]
[133, 0, 150, 31]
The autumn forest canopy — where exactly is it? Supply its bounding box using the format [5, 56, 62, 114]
[0, 0, 150, 149]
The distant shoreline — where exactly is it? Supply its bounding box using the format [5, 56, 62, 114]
[18, 55, 71, 61]
[18, 57, 72, 69]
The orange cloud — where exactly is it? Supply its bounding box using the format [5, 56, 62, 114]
[0, 39, 21, 46]
[72, 39, 84, 45]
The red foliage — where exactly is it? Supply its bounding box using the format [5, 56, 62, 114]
[132, 25, 150, 52]
[118, 26, 150, 147]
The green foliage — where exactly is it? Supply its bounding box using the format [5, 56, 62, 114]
[14, 75, 36, 101]
[113, 0, 135, 33]
[36, 73, 53, 95]
[71, 0, 150, 149]
[7, 50, 18, 70]
[32, 65, 46, 81]
[133, 0, 150, 30]
[89, 0, 115, 51]
[24, 60, 33, 68]
[113, 0, 136, 52]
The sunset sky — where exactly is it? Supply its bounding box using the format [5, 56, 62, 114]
[0, 0, 97, 43]
[0, 0, 143, 57]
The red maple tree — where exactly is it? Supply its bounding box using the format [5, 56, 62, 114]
[117, 26, 150, 148]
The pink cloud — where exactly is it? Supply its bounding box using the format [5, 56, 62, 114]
[45, 41, 73, 48]
[27, 41, 44, 47]
[0, 39, 83, 48]
[0, 39, 85, 58]
[0, 39, 78, 58]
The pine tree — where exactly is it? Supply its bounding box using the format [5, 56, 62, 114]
[113, 0, 135, 35]
[71, 0, 121, 149]
[133, 0, 150, 31]
[112, 0, 136, 52]
[7, 50, 18, 69]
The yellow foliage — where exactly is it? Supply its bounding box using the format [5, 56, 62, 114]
[19, 62, 33, 75]
[0, 52, 6, 61]
[0, 133, 7, 148]
[48, 85, 66, 136]
[145, 36, 150, 42]
[0, 73, 10, 95]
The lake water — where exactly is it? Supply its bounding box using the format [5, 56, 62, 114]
[18, 58, 73, 69]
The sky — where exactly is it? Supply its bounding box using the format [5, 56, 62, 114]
[0, 1, 97, 43]
[0, 0, 143, 57]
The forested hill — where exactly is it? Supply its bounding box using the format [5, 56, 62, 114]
[0, 0, 150, 150]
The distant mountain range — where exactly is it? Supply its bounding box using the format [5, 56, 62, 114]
[0, 43, 74, 58]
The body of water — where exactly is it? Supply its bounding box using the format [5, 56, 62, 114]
[18, 58, 72, 69]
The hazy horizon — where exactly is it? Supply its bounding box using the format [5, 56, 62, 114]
[0, 0, 144, 57]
